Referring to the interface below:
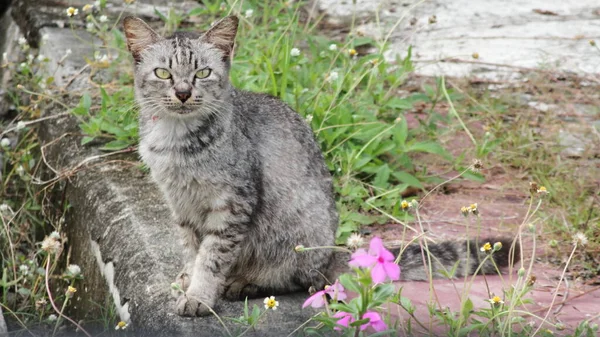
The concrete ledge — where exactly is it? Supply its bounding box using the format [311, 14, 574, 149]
[13, 0, 318, 335]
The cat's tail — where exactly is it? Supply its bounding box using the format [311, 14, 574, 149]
[331, 237, 519, 281]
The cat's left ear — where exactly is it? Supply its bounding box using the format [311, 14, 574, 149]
[123, 16, 161, 63]
[202, 16, 239, 60]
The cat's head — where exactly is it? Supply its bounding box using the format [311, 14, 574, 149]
[123, 16, 238, 116]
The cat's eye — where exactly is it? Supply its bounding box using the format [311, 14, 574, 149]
[195, 68, 211, 79]
[154, 68, 171, 79]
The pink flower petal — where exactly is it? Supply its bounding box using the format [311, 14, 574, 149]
[302, 290, 326, 308]
[349, 250, 377, 268]
[371, 262, 387, 283]
[383, 261, 401, 281]
[379, 246, 395, 262]
[326, 282, 347, 301]
[360, 311, 384, 331]
[368, 237, 384, 255]
[333, 312, 353, 330]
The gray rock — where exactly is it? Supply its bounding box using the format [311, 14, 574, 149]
[12, 0, 321, 336]
[0, 305, 7, 337]
[317, 0, 600, 80]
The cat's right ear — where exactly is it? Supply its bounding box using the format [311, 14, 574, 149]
[123, 17, 160, 63]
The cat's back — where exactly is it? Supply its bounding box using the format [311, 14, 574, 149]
[230, 89, 327, 173]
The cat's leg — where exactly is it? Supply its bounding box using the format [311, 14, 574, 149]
[171, 223, 198, 298]
[175, 210, 248, 317]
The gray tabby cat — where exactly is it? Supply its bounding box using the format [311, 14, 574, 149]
[123, 15, 518, 317]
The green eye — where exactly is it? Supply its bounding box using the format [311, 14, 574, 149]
[195, 68, 211, 79]
[154, 68, 171, 79]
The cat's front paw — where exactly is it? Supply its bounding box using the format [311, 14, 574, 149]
[175, 293, 212, 317]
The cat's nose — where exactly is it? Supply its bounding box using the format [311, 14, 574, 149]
[175, 91, 192, 103]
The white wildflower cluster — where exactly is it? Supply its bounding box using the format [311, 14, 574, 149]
[290, 48, 300, 57]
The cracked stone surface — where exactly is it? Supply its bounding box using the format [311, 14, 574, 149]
[318, 0, 600, 80]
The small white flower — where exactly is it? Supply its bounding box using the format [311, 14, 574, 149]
[305, 114, 313, 123]
[82, 4, 94, 12]
[50, 231, 61, 240]
[290, 48, 300, 57]
[1, 138, 10, 147]
[18, 37, 27, 45]
[328, 71, 339, 82]
[94, 1, 101, 6]
[19, 265, 29, 275]
[48, 314, 58, 322]
[66, 7, 78, 17]
[115, 321, 128, 330]
[37, 54, 45, 62]
[86, 22, 95, 31]
[329, 44, 337, 51]
[41, 34, 49, 41]
[16, 165, 25, 176]
[0, 204, 9, 212]
[65, 49, 72, 56]
[99, 15, 108, 23]
[346, 233, 364, 249]
[2, 52, 7, 61]
[39, 82, 46, 89]
[27, 54, 34, 62]
[572, 232, 588, 246]
[244, 9, 253, 18]
[263, 296, 279, 310]
[67, 264, 81, 277]
[16, 121, 26, 131]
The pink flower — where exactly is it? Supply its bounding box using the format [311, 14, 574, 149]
[333, 311, 353, 330]
[349, 237, 400, 283]
[302, 280, 347, 308]
[361, 311, 387, 331]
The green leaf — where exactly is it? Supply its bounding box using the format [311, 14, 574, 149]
[371, 283, 395, 306]
[373, 164, 390, 188]
[187, 7, 206, 17]
[338, 273, 362, 294]
[153, 8, 168, 22]
[345, 212, 376, 225]
[349, 318, 370, 327]
[407, 141, 451, 160]
[461, 297, 473, 322]
[391, 171, 423, 189]
[400, 296, 415, 314]
[100, 139, 130, 151]
[18, 287, 31, 296]
[81, 136, 95, 145]
[386, 97, 412, 110]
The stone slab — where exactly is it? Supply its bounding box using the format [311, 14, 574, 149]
[318, 0, 600, 80]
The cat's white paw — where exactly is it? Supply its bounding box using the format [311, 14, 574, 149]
[175, 293, 212, 317]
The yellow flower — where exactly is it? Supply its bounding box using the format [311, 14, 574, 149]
[401, 200, 409, 210]
[537, 186, 549, 195]
[488, 295, 504, 305]
[66, 7, 78, 17]
[472, 52, 479, 59]
[480, 242, 492, 253]
[590, 40, 596, 47]
[469, 203, 479, 215]
[263, 296, 279, 310]
[82, 4, 93, 12]
[68, 286, 77, 293]
[348, 48, 357, 57]
[115, 321, 128, 330]
[460, 206, 470, 217]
